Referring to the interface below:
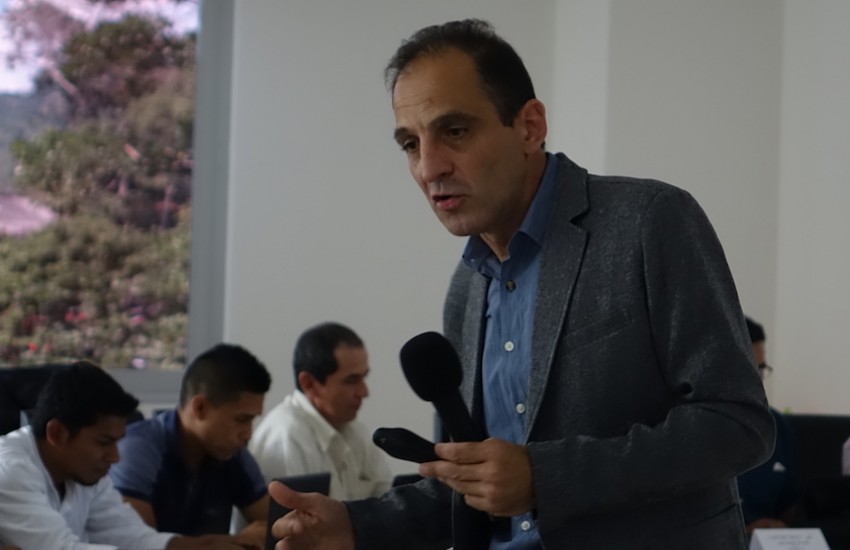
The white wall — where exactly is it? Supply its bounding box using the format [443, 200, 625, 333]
[605, 1, 783, 323]
[548, 0, 611, 173]
[599, 1, 785, 399]
[210, 1, 850, 474]
[773, 0, 850, 413]
[225, 1, 556, 475]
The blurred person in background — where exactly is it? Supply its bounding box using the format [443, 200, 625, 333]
[110, 344, 272, 549]
[0, 362, 252, 549]
[250, 322, 391, 499]
[737, 317, 800, 533]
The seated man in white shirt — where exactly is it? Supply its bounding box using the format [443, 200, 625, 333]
[249, 322, 392, 500]
[0, 361, 254, 550]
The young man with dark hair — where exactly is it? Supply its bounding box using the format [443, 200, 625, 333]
[0, 362, 248, 549]
[109, 344, 272, 548]
[268, 18, 773, 550]
[249, 323, 391, 500]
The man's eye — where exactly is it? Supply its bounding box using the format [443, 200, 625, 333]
[446, 126, 467, 138]
[400, 139, 417, 152]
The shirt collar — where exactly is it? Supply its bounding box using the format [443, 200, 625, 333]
[162, 409, 182, 453]
[291, 390, 339, 452]
[462, 152, 560, 269]
[19, 426, 65, 501]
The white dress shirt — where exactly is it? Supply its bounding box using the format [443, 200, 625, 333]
[0, 426, 176, 550]
[249, 390, 392, 500]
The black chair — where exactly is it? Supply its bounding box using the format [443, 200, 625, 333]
[0, 364, 145, 434]
[0, 365, 69, 435]
[786, 414, 850, 550]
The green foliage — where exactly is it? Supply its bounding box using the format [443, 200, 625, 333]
[60, 14, 195, 118]
[0, 216, 190, 368]
[11, 124, 132, 217]
[0, 5, 194, 370]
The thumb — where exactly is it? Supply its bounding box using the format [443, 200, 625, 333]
[268, 480, 314, 511]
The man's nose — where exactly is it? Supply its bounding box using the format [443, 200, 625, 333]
[241, 425, 253, 445]
[417, 139, 452, 184]
[107, 444, 120, 464]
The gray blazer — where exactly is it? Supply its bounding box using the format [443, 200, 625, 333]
[348, 154, 774, 550]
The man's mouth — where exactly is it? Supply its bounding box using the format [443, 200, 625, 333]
[433, 194, 462, 210]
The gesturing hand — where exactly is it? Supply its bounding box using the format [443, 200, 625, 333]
[268, 481, 354, 550]
[419, 437, 535, 516]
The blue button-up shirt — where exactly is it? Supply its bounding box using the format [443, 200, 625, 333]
[462, 153, 559, 549]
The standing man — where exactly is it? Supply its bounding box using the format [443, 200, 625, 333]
[249, 322, 391, 500]
[269, 19, 774, 550]
[109, 344, 271, 548]
[0, 362, 249, 549]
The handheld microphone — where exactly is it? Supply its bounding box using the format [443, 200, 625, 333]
[399, 331, 482, 442]
[373, 427, 439, 463]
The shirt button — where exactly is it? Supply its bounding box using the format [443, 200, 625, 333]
[515, 403, 526, 414]
[504, 341, 515, 352]
[520, 520, 532, 531]
[505, 280, 516, 291]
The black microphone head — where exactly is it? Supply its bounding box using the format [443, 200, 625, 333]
[399, 331, 463, 402]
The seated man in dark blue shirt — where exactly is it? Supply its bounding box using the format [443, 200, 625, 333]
[737, 317, 800, 534]
[110, 344, 271, 548]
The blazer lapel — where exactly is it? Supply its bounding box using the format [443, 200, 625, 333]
[454, 271, 495, 550]
[525, 155, 590, 440]
[460, 272, 489, 433]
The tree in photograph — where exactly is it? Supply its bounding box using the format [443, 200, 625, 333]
[0, 3, 195, 369]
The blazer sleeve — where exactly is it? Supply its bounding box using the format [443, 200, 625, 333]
[528, 187, 775, 528]
[345, 478, 453, 550]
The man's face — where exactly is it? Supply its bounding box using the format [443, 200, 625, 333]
[58, 415, 126, 486]
[392, 48, 543, 249]
[197, 391, 264, 461]
[752, 341, 766, 366]
[752, 341, 768, 380]
[305, 345, 370, 430]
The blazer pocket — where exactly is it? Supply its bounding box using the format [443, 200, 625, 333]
[563, 309, 632, 350]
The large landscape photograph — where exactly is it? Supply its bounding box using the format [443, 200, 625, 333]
[0, 0, 197, 370]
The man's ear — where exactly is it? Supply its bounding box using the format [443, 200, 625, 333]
[189, 394, 209, 420]
[45, 418, 69, 446]
[515, 98, 548, 152]
[298, 371, 318, 395]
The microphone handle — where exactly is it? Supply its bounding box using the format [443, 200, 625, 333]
[434, 393, 482, 442]
[373, 427, 439, 463]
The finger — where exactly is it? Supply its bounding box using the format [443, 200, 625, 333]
[434, 441, 487, 463]
[268, 481, 310, 510]
[440, 478, 485, 498]
[419, 458, 469, 479]
[422, 459, 481, 482]
[273, 509, 311, 539]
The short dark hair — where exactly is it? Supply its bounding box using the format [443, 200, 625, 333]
[179, 344, 271, 407]
[293, 323, 364, 391]
[30, 361, 139, 439]
[385, 18, 537, 126]
[745, 317, 766, 343]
